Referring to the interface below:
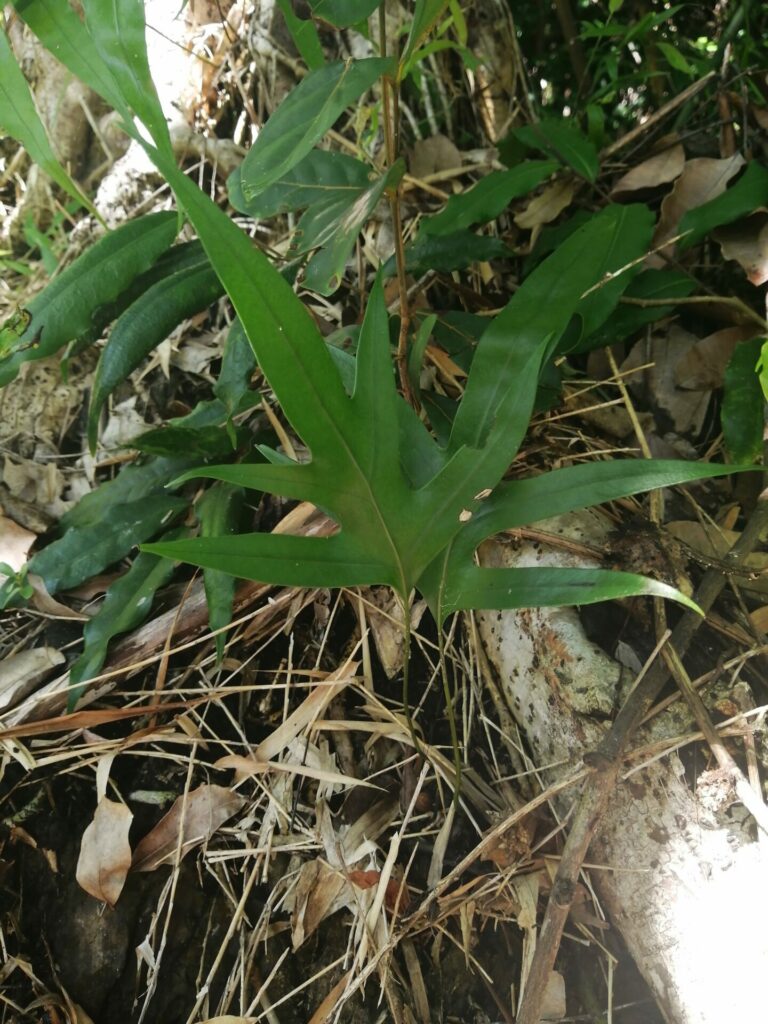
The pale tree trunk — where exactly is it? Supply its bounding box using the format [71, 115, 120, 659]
[476, 510, 768, 1023]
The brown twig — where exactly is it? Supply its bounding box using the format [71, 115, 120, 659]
[515, 491, 768, 1024]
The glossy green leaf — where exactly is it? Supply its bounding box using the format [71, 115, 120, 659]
[60, 456, 193, 532]
[67, 532, 182, 708]
[514, 119, 600, 182]
[81, 0, 173, 161]
[422, 162, 557, 236]
[0, 212, 178, 386]
[679, 162, 768, 249]
[303, 160, 405, 294]
[0, 24, 95, 215]
[88, 254, 225, 450]
[240, 58, 393, 199]
[308, 0, 380, 28]
[722, 338, 765, 464]
[389, 230, 510, 275]
[230, 149, 370, 218]
[439, 565, 700, 618]
[276, 0, 324, 69]
[198, 483, 245, 663]
[29, 494, 187, 594]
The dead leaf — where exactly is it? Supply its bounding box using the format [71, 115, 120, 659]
[666, 520, 768, 595]
[408, 134, 462, 178]
[291, 859, 348, 949]
[611, 140, 685, 197]
[360, 588, 427, 678]
[76, 797, 133, 906]
[541, 970, 567, 1020]
[673, 326, 759, 390]
[0, 647, 65, 713]
[749, 606, 768, 633]
[131, 784, 245, 872]
[0, 511, 36, 575]
[714, 212, 768, 285]
[196, 1018, 257, 1024]
[653, 153, 745, 258]
[307, 971, 354, 1024]
[514, 178, 575, 232]
[215, 753, 374, 790]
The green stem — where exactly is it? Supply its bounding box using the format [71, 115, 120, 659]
[439, 615, 462, 806]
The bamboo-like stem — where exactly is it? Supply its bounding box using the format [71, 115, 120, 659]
[378, 2, 416, 408]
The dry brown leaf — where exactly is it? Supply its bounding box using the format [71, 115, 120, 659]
[610, 140, 685, 197]
[76, 797, 133, 907]
[673, 326, 759, 390]
[196, 1018, 257, 1024]
[749, 606, 768, 633]
[0, 512, 35, 576]
[306, 970, 354, 1024]
[714, 212, 768, 285]
[542, 970, 567, 1020]
[290, 859, 348, 949]
[359, 588, 427, 678]
[653, 153, 745, 258]
[0, 647, 65, 713]
[666, 521, 768, 595]
[215, 753, 374, 790]
[407, 134, 462, 178]
[514, 178, 575, 232]
[131, 784, 245, 872]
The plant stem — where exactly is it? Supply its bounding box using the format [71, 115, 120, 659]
[379, 2, 416, 409]
[439, 616, 463, 805]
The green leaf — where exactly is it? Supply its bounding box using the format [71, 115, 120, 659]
[0, 212, 178, 386]
[132, 424, 239, 459]
[240, 59, 394, 199]
[0, 22, 96, 215]
[29, 494, 188, 594]
[88, 254, 225, 450]
[758, 340, 768, 401]
[81, 0, 173, 161]
[388, 230, 510, 275]
[308, 0, 380, 28]
[440, 565, 700, 617]
[679, 162, 768, 249]
[276, 0, 324, 70]
[303, 160, 405, 294]
[422, 162, 557, 236]
[231, 149, 371, 218]
[657, 41, 695, 76]
[570, 268, 696, 355]
[60, 455, 194, 531]
[214, 319, 257, 445]
[68, 533, 182, 708]
[722, 338, 766, 464]
[400, 0, 449, 76]
[198, 483, 245, 663]
[514, 119, 600, 183]
[408, 314, 437, 397]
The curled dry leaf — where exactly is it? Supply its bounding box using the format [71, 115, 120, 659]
[0, 512, 36, 574]
[0, 647, 65, 713]
[652, 153, 745, 259]
[514, 178, 575, 232]
[610, 139, 685, 197]
[131, 784, 246, 872]
[76, 797, 133, 907]
[713, 212, 768, 285]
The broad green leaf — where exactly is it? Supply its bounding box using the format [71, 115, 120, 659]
[88, 254, 225, 450]
[570, 268, 696, 354]
[29, 494, 188, 594]
[68, 533, 182, 708]
[81, 0, 173, 160]
[448, 205, 653, 461]
[276, 0, 324, 69]
[722, 338, 765, 464]
[60, 456, 194, 531]
[400, 0, 449, 76]
[231, 149, 370, 218]
[132, 424, 240, 459]
[422, 162, 557, 236]
[657, 41, 695, 76]
[439, 565, 700, 618]
[198, 484, 245, 663]
[388, 230, 510, 275]
[679, 162, 768, 249]
[0, 212, 178, 386]
[240, 58, 394, 199]
[0, 26, 95, 214]
[309, 0, 380, 28]
[514, 119, 600, 183]
[303, 160, 405, 294]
